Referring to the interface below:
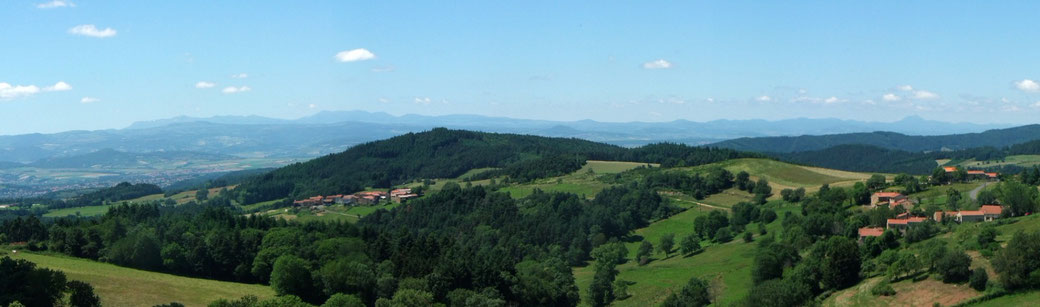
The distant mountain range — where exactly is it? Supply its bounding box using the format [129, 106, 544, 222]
[712, 124, 1040, 153]
[0, 110, 1019, 164]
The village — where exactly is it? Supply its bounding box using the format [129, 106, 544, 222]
[858, 166, 1004, 242]
[291, 188, 420, 210]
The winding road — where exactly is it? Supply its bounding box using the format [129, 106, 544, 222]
[969, 182, 989, 201]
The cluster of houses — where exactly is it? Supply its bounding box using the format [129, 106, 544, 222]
[858, 190, 1006, 242]
[943, 166, 999, 180]
[292, 188, 419, 208]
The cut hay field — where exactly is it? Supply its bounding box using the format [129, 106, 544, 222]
[0, 251, 274, 307]
[582, 160, 658, 174]
[678, 158, 879, 197]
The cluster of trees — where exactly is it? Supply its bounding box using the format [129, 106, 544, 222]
[734, 171, 773, 203]
[640, 167, 734, 199]
[467, 154, 586, 183]
[1020, 166, 1040, 185]
[0, 256, 100, 307]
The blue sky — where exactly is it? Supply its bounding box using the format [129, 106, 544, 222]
[3, 1, 1040, 134]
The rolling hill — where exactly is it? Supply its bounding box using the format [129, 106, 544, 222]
[712, 124, 1040, 153]
[233, 128, 759, 203]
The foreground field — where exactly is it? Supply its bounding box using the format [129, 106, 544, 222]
[573, 193, 801, 306]
[0, 251, 275, 307]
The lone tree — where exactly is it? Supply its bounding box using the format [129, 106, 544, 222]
[659, 233, 675, 257]
[680, 234, 701, 255]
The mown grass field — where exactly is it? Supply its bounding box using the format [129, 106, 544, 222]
[0, 250, 274, 307]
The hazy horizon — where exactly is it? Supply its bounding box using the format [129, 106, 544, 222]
[5, 1, 1040, 134]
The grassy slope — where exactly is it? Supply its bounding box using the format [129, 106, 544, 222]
[500, 161, 653, 199]
[955, 155, 1040, 169]
[677, 158, 879, 198]
[573, 194, 801, 306]
[0, 251, 274, 307]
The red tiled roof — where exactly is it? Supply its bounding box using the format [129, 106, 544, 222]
[887, 219, 909, 225]
[959, 210, 984, 216]
[859, 227, 885, 237]
[986, 172, 999, 178]
[874, 192, 904, 198]
[907, 217, 927, 223]
[981, 205, 1003, 215]
[966, 170, 985, 175]
[943, 166, 958, 172]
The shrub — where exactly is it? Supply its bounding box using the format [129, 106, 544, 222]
[970, 268, 988, 291]
[871, 280, 896, 296]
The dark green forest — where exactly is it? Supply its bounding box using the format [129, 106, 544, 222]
[713, 124, 1040, 153]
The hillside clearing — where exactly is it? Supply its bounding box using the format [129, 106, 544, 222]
[1, 251, 274, 307]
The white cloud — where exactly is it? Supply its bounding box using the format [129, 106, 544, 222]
[195, 81, 215, 88]
[221, 86, 251, 94]
[1014, 79, 1040, 92]
[642, 59, 672, 69]
[755, 95, 771, 102]
[0, 83, 41, 100]
[913, 90, 939, 100]
[68, 24, 117, 38]
[44, 81, 71, 91]
[1033, 101, 1040, 108]
[0, 81, 72, 100]
[824, 96, 842, 104]
[897, 85, 914, 91]
[882, 93, 901, 101]
[705, 97, 715, 103]
[335, 48, 376, 62]
[308, 104, 317, 109]
[414, 97, 432, 105]
[378, 97, 389, 103]
[80, 97, 99, 103]
[230, 73, 248, 79]
[37, 0, 74, 8]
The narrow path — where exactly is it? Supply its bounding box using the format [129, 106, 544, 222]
[691, 201, 729, 211]
[969, 182, 989, 201]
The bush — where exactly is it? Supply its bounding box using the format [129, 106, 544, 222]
[871, 280, 896, 296]
[743, 232, 754, 243]
[936, 250, 972, 283]
[715, 228, 734, 243]
[970, 268, 988, 291]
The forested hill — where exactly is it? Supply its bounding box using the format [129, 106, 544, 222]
[712, 124, 1040, 153]
[235, 128, 759, 203]
[773, 144, 939, 174]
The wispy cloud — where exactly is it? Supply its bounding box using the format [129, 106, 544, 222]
[414, 97, 432, 105]
[230, 73, 248, 79]
[913, 90, 939, 100]
[896, 85, 914, 91]
[1014, 79, 1040, 93]
[68, 24, 117, 38]
[755, 95, 771, 102]
[0, 81, 70, 100]
[80, 97, 100, 103]
[335, 48, 376, 62]
[642, 59, 672, 69]
[37, 0, 74, 9]
[221, 86, 251, 94]
[195, 81, 215, 88]
[882, 93, 901, 101]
